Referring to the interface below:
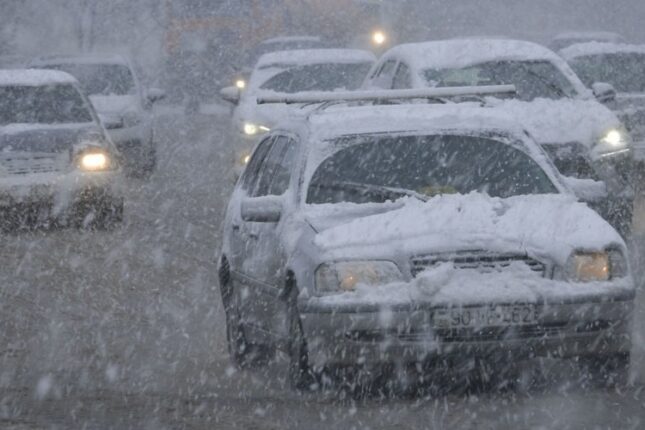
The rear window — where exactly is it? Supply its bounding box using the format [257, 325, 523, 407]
[41, 63, 136, 96]
[260, 62, 373, 93]
[0, 84, 93, 125]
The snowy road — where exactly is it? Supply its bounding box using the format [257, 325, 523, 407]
[1, 108, 645, 429]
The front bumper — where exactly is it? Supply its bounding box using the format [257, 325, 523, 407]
[300, 287, 634, 367]
[0, 170, 125, 225]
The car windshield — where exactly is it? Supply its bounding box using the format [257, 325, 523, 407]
[43, 63, 136, 96]
[0, 84, 93, 125]
[259, 62, 372, 93]
[423, 60, 577, 101]
[568, 53, 645, 93]
[307, 134, 557, 204]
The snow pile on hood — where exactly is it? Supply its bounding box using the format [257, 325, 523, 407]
[312, 193, 623, 265]
[89, 94, 139, 115]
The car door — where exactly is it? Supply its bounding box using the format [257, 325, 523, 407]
[240, 135, 299, 340]
[227, 135, 276, 330]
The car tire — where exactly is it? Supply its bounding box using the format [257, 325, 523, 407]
[579, 352, 630, 388]
[286, 284, 317, 391]
[219, 259, 271, 368]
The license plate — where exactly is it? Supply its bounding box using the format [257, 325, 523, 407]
[433, 304, 537, 329]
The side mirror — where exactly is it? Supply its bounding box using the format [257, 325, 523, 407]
[592, 82, 616, 104]
[220, 86, 240, 104]
[563, 177, 608, 202]
[146, 88, 166, 104]
[241, 196, 282, 223]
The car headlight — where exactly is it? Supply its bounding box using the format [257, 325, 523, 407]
[235, 79, 246, 90]
[594, 128, 631, 157]
[565, 249, 627, 282]
[315, 261, 403, 293]
[243, 122, 270, 136]
[77, 149, 113, 172]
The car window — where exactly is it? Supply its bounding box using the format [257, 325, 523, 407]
[369, 59, 397, 88]
[392, 62, 412, 89]
[569, 53, 645, 93]
[242, 136, 275, 192]
[307, 134, 558, 204]
[251, 136, 297, 197]
[423, 60, 578, 101]
[0, 84, 93, 125]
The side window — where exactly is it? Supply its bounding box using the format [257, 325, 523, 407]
[370, 59, 397, 88]
[392, 62, 412, 89]
[251, 136, 297, 197]
[242, 136, 274, 192]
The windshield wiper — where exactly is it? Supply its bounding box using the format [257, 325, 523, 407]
[515, 63, 567, 99]
[331, 181, 430, 202]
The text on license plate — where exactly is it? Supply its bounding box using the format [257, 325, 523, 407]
[433, 304, 537, 329]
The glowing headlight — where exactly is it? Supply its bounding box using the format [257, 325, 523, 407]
[240, 152, 251, 165]
[595, 128, 631, 157]
[78, 151, 111, 171]
[568, 252, 610, 282]
[315, 261, 403, 293]
[235, 79, 246, 90]
[243, 122, 270, 136]
[372, 30, 387, 46]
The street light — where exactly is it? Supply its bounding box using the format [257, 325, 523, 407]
[372, 30, 387, 46]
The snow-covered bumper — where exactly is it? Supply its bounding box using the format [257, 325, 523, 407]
[0, 170, 125, 224]
[299, 280, 635, 367]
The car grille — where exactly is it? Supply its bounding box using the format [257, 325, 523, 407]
[0, 152, 68, 175]
[410, 251, 546, 277]
[434, 324, 567, 343]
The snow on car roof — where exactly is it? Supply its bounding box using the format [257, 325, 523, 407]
[257, 49, 376, 69]
[551, 31, 626, 42]
[560, 42, 645, 60]
[305, 103, 528, 143]
[387, 39, 566, 71]
[261, 36, 322, 45]
[29, 53, 129, 67]
[0, 69, 78, 86]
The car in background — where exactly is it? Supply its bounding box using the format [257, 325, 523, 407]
[29, 54, 165, 177]
[549, 31, 627, 52]
[560, 42, 645, 159]
[0, 70, 124, 229]
[220, 48, 375, 177]
[0, 54, 27, 69]
[231, 36, 327, 90]
[363, 39, 634, 236]
[218, 95, 634, 390]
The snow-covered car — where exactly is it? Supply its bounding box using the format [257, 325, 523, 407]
[363, 39, 634, 234]
[560, 42, 645, 158]
[549, 31, 627, 52]
[29, 55, 165, 177]
[231, 36, 327, 90]
[0, 70, 124, 229]
[218, 95, 634, 389]
[220, 49, 375, 177]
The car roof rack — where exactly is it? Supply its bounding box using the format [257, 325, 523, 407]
[255, 85, 516, 105]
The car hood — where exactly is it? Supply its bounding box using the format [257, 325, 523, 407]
[89, 94, 139, 115]
[488, 98, 619, 147]
[0, 123, 104, 152]
[307, 193, 623, 266]
[235, 93, 317, 129]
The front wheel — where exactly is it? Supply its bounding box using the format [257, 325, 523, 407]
[219, 259, 272, 368]
[286, 287, 317, 390]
